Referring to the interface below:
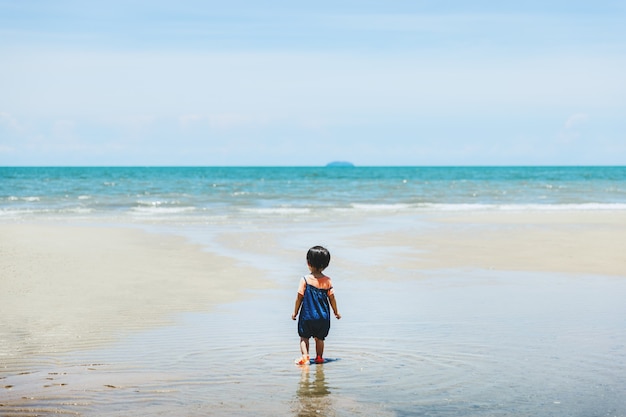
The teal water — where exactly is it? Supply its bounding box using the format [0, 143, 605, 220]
[1, 166, 625, 220]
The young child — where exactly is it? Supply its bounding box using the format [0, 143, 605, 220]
[292, 245, 341, 365]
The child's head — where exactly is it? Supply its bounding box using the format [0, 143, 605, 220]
[307, 246, 331, 271]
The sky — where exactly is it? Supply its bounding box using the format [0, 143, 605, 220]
[1, 1, 625, 166]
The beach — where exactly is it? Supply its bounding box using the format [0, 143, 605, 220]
[0, 223, 271, 363]
[3, 0, 626, 411]
[2, 209, 626, 416]
[347, 210, 626, 277]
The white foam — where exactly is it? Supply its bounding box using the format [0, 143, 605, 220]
[132, 206, 196, 215]
[419, 203, 626, 211]
[416, 203, 497, 211]
[135, 199, 188, 208]
[7, 196, 41, 202]
[136, 200, 165, 207]
[240, 207, 312, 215]
[60, 207, 94, 214]
[349, 203, 412, 212]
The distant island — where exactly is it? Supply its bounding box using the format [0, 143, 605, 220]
[326, 161, 355, 167]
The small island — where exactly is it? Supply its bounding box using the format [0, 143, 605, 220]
[325, 161, 355, 167]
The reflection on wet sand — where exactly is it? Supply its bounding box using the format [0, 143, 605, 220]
[294, 365, 332, 417]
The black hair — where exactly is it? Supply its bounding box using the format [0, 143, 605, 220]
[306, 246, 331, 270]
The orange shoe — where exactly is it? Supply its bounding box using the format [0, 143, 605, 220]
[295, 356, 310, 365]
[315, 356, 324, 364]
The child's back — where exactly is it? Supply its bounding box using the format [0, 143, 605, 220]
[292, 246, 341, 365]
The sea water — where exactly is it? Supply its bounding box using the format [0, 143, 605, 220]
[2, 166, 626, 221]
[3, 273, 625, 416]
[2, 166, 626, 416]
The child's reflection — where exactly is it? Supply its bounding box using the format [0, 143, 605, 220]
[294, 365, 332, 417]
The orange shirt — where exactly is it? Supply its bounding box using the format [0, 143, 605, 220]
[297, 275, 334, 297]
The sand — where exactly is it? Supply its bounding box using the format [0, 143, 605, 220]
[0, 223, 271, 365]
[1, 212, 625, 415]
[336, 210, 626, 278]
[3, 211, 625, 362]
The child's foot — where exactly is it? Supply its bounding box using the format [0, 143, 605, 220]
[315, 356, 324, 364]
[295, 356, 310, 366]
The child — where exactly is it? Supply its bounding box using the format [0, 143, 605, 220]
[292, 245, 341, 365]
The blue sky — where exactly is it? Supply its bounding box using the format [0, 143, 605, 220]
[1, 1, 625, 166]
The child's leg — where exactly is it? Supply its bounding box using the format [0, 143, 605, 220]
[299, 337, 310, 359]
[314, 337, 324, 359]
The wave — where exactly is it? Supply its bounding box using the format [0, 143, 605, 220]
[330, 202, 626, 213]
[2, 201, 625, 221]
[0, 207, 94, 217]
[135, 199, 185, 207]
[239, 207, 312, 215]
[348, 203, 413, 212]
[6, 196, 41, 202]
[418, 203, 626, 211]
[131, 206, 197, 215]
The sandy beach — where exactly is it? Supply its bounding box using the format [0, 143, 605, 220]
[2, 211, 625, 357]
[0, 223, 271, 363]
[2, 211, 626, 415]
[344, 210, 626, 277]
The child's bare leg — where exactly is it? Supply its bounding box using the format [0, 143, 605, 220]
[299, 337, 310, 359]
[314, 337, 324, 359]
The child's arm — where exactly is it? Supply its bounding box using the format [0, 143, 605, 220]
[329, 294, 341, 319]
[292, 293, 303, 320]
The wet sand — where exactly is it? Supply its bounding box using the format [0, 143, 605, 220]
[208, 210, 626, 279]
[343, 210, 626, 277]
[1, 211, 626, 416]
[0, 223, 271, 364]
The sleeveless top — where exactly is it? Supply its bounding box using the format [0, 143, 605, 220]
[299, 276, 331, 322]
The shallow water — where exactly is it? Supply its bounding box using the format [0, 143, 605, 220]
[3, 271, 625, 416]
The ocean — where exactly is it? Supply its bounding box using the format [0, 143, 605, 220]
[2, 166, 626, 416]
[2, 166, 625, 221]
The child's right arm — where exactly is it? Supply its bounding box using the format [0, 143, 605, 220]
[329, 294, 341, 319]
[292, 293, 303, 320]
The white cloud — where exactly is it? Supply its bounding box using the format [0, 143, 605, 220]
[0, 111, 21, 131]
[178, 114, 205, 129]
[208, 113, 271, 129]
[558, 113, 590, 144]
[564, 113, 589, 129]
[178, 113, 271, 130]
[52, 119, 76, 137]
